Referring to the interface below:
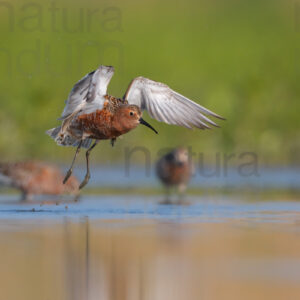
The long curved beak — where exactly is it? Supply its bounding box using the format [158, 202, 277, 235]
[139, 118, 158, 134]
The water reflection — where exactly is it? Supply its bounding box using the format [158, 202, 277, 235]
[64, 217, 90, 300]
[0, 197, 300, 300]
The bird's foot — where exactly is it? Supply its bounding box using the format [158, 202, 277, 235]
[176, 197, 190, 206]
[79, 174, 90, 190]
[21, 193, 34, 203]
[63, 169, 73, 184]
[73, 194, 81, 202]
[159, 198, 173, 205]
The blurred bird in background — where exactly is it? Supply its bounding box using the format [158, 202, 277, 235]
[0, 161, 79, 202]
[156, 147, 194, 204]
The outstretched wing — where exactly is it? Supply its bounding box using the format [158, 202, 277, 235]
[124, 77, 224, 129]
[60, 65, 115, 120]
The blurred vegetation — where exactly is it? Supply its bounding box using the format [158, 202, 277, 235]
[0, 0, 299, 165]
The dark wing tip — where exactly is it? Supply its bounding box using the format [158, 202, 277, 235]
[214, 115, 226, 121]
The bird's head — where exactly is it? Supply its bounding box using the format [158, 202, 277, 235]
[173, 147, 189, 166]
[114, 105, 158, 134]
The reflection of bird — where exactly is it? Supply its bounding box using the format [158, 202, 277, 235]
[47, 65, 224, 189]
[0, 161, 79, 202]
[156, 148, 193, 204]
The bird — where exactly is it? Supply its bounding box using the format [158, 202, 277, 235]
[0, 160, 79, 202]
[47, 65, 224, 189]
[156, 147, 193, 204]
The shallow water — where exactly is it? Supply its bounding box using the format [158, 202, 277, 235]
[74, 165, 300, 190]
[1, 195, 300, 223]
[0, 194, 300, 300]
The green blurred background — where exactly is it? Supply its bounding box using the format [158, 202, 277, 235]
[0, 0, 299, 165]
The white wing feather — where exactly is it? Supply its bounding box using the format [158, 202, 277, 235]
[60, 65, 115, 120]
[124, 77, 224, 129]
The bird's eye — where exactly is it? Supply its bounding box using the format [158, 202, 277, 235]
[129, 111, 134, 116]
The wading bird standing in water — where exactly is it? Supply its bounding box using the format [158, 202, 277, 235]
[156, 147, 193, 204]
[0, 161, 79, 202]
[47, 65, 224, 189]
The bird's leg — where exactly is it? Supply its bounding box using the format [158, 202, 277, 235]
[177, 184, 188, 205]
[79, 141, 98, 190]
[63, 140, 83, 184]
[21, 191, 33, 203]
[73, 193, 80, 202]
[166, 186, 171, 203]
[110, 138, 116, 147]
[160, 186, 172, 205]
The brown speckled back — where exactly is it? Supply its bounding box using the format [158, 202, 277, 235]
[0, 161, 79, 199]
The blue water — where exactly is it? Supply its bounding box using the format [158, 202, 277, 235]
[72, 165, 300, 190]
[0, 195, 299, 224]
[0, 166, 299, 223]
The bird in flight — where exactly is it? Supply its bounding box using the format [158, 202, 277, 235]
[47, 65, 224, 189]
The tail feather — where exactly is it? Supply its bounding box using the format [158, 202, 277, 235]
[46, 126, 61, 139]
[46, 126, 93, 149]
[0, 173, 13, 187]
[73, 138, 93, 149]
[0, 162, 8, 174]
[0, 163, 13, 187]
